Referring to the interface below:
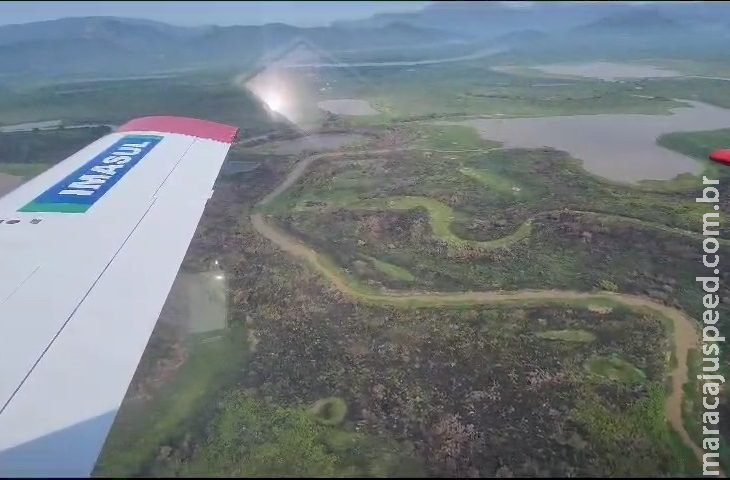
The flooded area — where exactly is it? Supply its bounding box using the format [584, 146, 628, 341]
[0, 120, 115, 133]
[0, 120, 62, 133]
[267, 133, 368, 155]
[317, 99, 379, 116]
[496, 62, 683, 81]
[0, 173, 22, 197]
[280, 47, 504, 69]
[446, 100, 730, 183]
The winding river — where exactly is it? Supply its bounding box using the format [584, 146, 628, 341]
[250, 144, 705, 465]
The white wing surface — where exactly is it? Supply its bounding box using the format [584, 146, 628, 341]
[0, 116, 239, 477]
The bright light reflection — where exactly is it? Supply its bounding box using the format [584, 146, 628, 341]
[263, 92, 284, 113]
[241, 66, 306, 126]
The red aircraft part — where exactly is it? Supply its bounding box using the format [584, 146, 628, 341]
[709, 149, 730, 166]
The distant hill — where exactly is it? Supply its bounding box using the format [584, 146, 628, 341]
[495, 4, 730, 64]
[336, 1, 730, 53]
[0, 16, 460, 78]
[490, 29, 549, 48]
[0, 17, 200, 46]
[572, 8, 681, 35]
[2, 3, 730, 81]
[334, 1, 622, 38]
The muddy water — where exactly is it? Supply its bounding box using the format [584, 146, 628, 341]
[0, 173, 22, 197]
[281, 47, 504, 69]
[0, 121, 115, 133]
[317, 99, 379, 116]
[522, 62, 683, 81]
[447, 100, 730, 183]
[268, 133, 368, 155]
[0, 120, 62, 132]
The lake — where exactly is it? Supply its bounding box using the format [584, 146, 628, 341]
[317, 99, 379, 116]
[493, 62, 683, 81]
[446, 100, 730, 183]
[0, 121, 115, 133]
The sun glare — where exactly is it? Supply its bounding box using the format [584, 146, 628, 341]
[263, 92, 284, 113]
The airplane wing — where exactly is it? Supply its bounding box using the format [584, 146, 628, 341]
[0, 116, 239, 477]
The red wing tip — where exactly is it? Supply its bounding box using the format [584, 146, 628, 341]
[117, 116, 239, 143]
[709, 149, 730, 166]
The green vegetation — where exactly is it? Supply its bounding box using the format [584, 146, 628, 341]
[255, 118, 729, 475]
[649, 128, 730, 190]
[280, 127, 722, 238]
[412, 124, 492, 150]
[0, 162, 50, 179]
[309, 397, 348, 426]
[94, 326, 252, 477]
[152, 391, 424, 477]
[0, 73, 284, 136]
[683, 348, 703, 449]
[573, 385, 700, 476]
[367, 256, 416, 282]
[0, 126, 110, 174]
[315, 62, 689, 125]
[357, 195, 532, 251]
[585, 355, 646, 384]
[683, 348, 730, 470]
[275, 125, 729, 340]
[537, 329, 596, 342]
[459, 166, 519, 195]
[277, 190, 535, 253]
[642, 76, 730, 110]
[597, 279, 619, 292]
[99, 143, 696, 476]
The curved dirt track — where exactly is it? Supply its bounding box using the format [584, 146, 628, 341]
[251, 146, 704, 464]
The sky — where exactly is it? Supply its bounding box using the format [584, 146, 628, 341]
[0, 1, 433, 27]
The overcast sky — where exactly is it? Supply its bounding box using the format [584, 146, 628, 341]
[0, 1, 433, 27]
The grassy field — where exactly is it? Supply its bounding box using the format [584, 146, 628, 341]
[354, 195, 534, 251]
[148, 390, 425, 477]
[0, 126, 110, 177]
[307, 60, 730, 128]
[572, 384, 699, 476]
[584, 354, 647, 384]
[537, 329, 596, 342]
[0, 73, 285, 137]
[458, 166, 520, 195]
[94, 326, 252, 477]
[366, 256, 415, 282]
[0, 162, 50, 178]
[650, 128, 730, 190]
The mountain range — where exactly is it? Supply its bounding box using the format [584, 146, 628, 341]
[337, 1, 730, 38]
[0, 2, 728, 80]
[0, 16, 462, 78]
